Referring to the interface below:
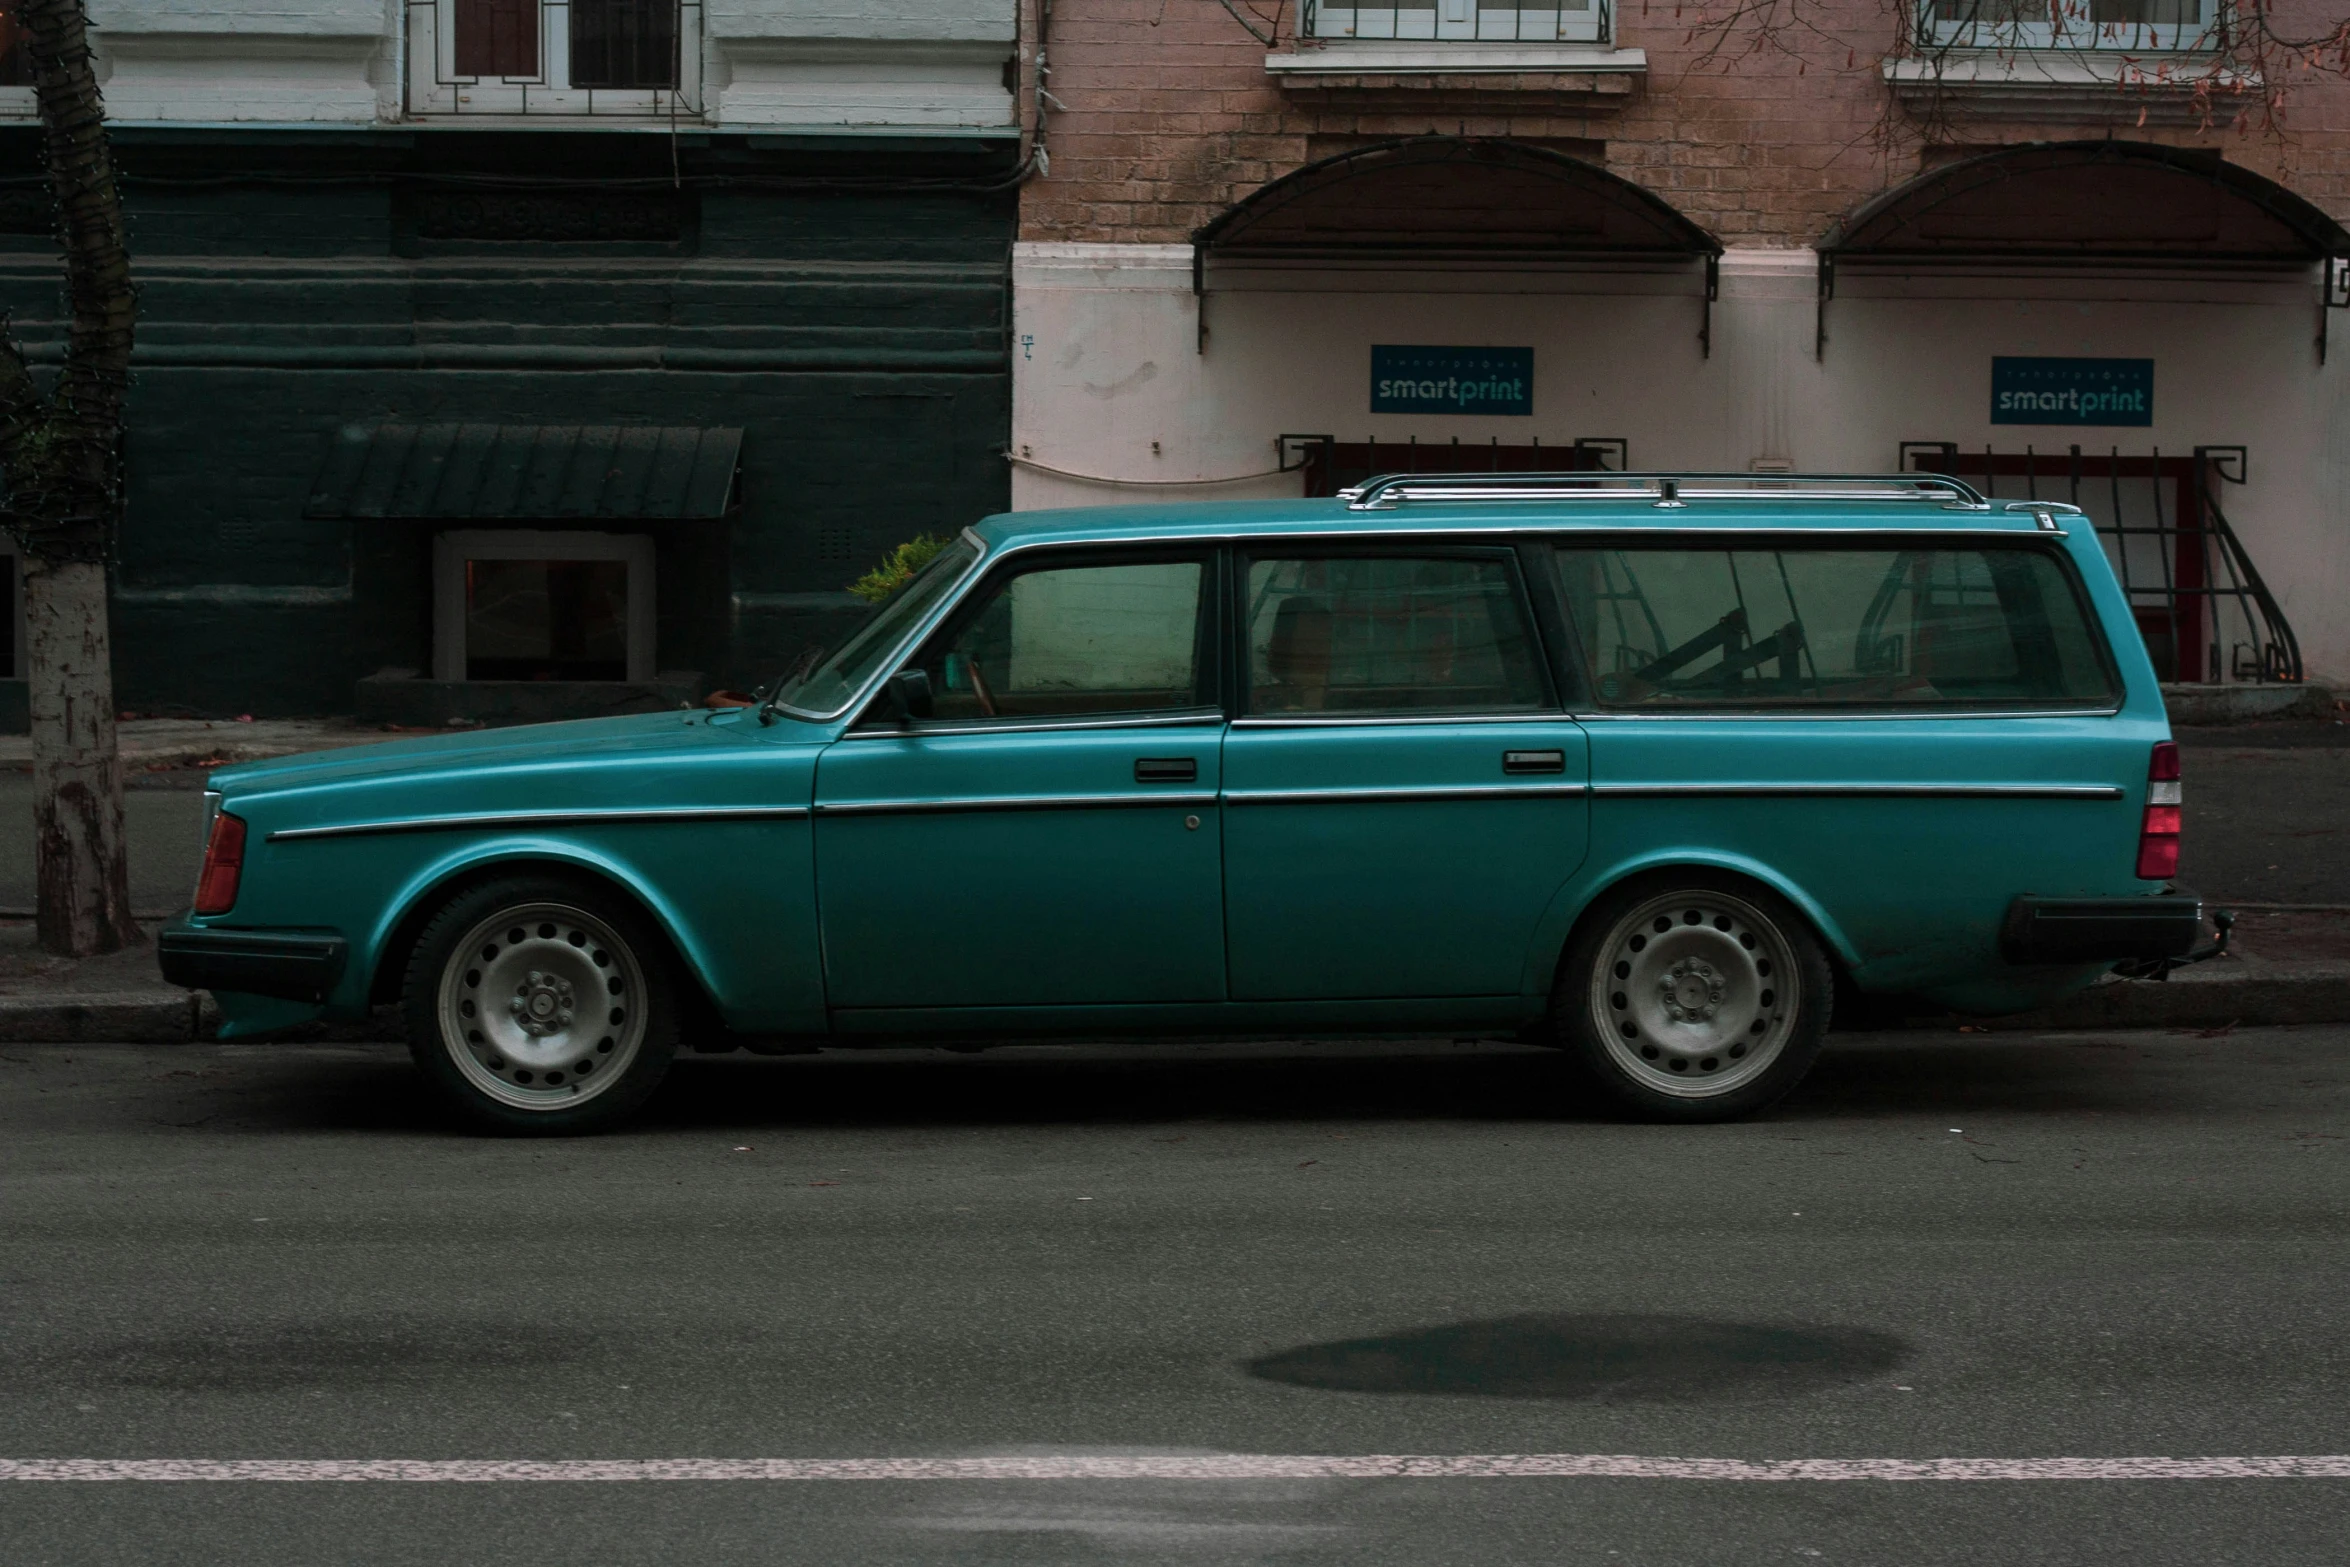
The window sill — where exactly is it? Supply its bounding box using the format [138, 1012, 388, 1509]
[1266, 42, 1645, 98]
[1883, 50, 2257, 124]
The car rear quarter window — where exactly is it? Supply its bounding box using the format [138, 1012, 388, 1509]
[1244, 554, 1549, 715]
[1553, 542, 2118, 709]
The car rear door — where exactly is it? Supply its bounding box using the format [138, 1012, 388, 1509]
[1220, 542, 1590, 1001]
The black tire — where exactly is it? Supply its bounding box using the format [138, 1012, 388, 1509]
[1546, 870, 1833, 1122]
[401, 872, 680, 1134]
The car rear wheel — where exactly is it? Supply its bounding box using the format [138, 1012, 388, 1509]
[1551, 873, 1832, 1122]
[402, 875, 678, 1134]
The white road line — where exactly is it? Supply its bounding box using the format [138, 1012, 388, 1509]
[4, 1456, 2350, 1483]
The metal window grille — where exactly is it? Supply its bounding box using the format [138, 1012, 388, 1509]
[410, 0, 699, 116]
[1304, 0, 1612, 44]
[1902, 442, 2299, 684]
[1918, 0, 2216, 50]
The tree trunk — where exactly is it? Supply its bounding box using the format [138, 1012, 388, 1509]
[0, 0, 139, 958]
[22, 556, 135, 951]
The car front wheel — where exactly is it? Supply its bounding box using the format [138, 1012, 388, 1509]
[1551, 873, 1832, 1122]
[402, 875, 679, 1134]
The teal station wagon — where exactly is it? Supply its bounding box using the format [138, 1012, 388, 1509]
[161, 473, 2203, 1132]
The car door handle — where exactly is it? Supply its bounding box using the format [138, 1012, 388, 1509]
[1135, 757, 1198, 783]
[1503, 749, 1566, 775]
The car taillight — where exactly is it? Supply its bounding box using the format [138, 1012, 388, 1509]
[194, 812, 247, 915]
[2136, 742, 2181, 881]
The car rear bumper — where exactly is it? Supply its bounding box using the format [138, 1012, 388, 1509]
[158, 922, 348, 1004]
[2000, 893, 2204, 965]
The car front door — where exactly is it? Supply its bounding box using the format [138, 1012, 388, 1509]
[814, 546, 1227, 1012]
[1220, 544, 1591, 1001]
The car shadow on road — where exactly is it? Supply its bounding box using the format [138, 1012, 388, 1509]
[626, 1031, 2167, 1133]
[126, 1030, 2193, 1139]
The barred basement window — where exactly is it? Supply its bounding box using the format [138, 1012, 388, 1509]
[410, 0, 701, 116]
[433, 531, 656, 684]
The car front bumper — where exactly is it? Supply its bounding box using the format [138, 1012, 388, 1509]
[158, 921, 349, 1004]
[2000, 893, 2205, 966]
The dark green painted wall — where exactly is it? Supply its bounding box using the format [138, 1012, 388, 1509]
[0, 129, 1015, 716]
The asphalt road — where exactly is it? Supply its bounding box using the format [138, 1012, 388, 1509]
[0, 726, 2343, 914]
[4, 1030, 2348, 1564]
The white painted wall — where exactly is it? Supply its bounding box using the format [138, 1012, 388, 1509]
[1013, 242, 2350, 684]
[86, 0, 395, 123]
[707, 0, 1016, 128]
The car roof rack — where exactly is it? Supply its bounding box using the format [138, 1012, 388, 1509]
[1338, 471, 1990, 512]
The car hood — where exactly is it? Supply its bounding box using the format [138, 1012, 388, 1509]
[210, 709, 830, 799]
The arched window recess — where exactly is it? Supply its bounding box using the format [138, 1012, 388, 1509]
[1190, 137, 1724, 355]
[1815, 141, 2350, 362]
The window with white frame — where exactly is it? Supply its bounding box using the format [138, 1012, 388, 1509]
[433, 531, 656, 683]
[406, 0, 704, 117]
[1305, 0, 1610, 44]
[1920, 0, 2217, 51]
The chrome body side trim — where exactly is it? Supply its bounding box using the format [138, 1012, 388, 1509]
[1221, 784, 1590, 806]
[844, 710, 1225, 740]
[816, 791, 1221, 818]
[1568, 707, 2125, 723]
[1590, 783, 2125, 800]
[1231, 712, 1561, 729]
[268, 805, 814, 842]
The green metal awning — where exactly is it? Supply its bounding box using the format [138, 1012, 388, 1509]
[304, 424, 742, 521]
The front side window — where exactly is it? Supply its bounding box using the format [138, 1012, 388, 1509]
[1244, 554, 1549, 716]
[1556, 543, 2117, 709]
[908, 556, 1210, 723]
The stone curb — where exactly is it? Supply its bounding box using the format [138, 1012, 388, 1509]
[0, 991, 210, 1044]
[1996, 973, 2350, 1031]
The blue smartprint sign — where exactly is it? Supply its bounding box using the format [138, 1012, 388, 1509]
[1371, 345, 1534, 417]
[1991, 357, 2153, 427]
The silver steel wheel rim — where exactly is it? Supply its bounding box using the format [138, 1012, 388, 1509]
[1589, 890, 1799, 1099]
[436, 902, 647, 1112]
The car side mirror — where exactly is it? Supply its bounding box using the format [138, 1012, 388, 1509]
[885, 667, 934, 721]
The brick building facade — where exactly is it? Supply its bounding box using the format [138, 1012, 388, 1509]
[1008, 0, 2350, 687]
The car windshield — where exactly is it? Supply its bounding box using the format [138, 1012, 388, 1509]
[770, 538, 982, 718]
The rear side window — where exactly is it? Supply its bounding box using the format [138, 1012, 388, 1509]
[1244, 554, 1549, 715]
[1554, 544, 2117, 709]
